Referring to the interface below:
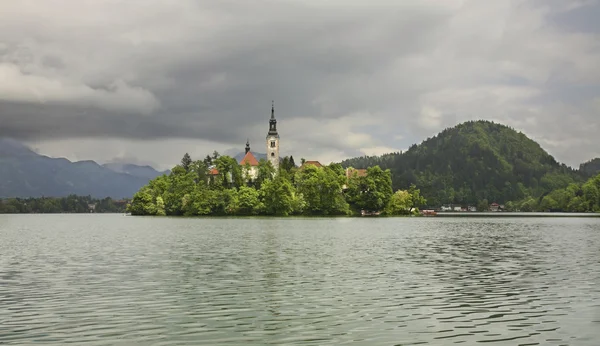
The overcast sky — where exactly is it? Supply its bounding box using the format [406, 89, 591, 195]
[1, 0, 599, 170]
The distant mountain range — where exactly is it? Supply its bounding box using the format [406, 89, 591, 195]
[0, 138, 167, 199]
[233, 152, 268, 162]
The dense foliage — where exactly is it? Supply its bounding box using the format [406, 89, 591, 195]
[340, 120, 583, 206]
[128, 154, 426, 216]
[580, 158, 600, 178]
[0, 195, 128, 213]
[504, 173, 600, 212]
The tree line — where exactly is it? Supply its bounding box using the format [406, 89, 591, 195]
[0, 195, 128, 214]
[127, 152, 427, 216]
[499, 173, 600, 212]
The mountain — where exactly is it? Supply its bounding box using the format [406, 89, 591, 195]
[233, 152, 268, 162]
[580, 158, 600, 177]
[0, 139, 159, 199]
[103, 163, 169, 179]
[340, 120, 583, 206]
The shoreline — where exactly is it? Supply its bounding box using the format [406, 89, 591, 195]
[434, 212, 600, 218]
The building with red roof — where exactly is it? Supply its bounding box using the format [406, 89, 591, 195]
[238, 140, 260, 180]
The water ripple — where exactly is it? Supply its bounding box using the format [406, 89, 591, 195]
[0, 215, 599, 345]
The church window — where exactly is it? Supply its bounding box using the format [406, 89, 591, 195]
[271, 141, 276, 148]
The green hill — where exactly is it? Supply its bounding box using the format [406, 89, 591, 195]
[340, 120, 583, 206]
[580, 158, 600, 177]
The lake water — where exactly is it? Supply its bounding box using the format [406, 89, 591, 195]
[1, 215, 599, 345]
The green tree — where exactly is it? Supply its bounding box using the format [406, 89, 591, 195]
[477, 199, 489, 212]
[259, 175, 298, 216]
[156, 196, 166, 216]
[346, 166, 393, 212]
[237, 186, 262, 215]
[181, 153, 192, 172]
[295, 165, 349, 215]
[256, 159, 276, 188]
[215, 155, 243, 188]
[384, 190, 413, 215]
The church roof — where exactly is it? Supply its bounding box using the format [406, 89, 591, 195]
[209, 167, 219, 175]
[239, 151, 259, 166]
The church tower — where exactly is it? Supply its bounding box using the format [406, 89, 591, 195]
[266, 101, 280, 171]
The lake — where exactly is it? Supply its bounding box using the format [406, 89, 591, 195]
[0, 215, 599, 345]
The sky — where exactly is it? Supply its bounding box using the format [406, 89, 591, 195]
[0, 0, 599, 170]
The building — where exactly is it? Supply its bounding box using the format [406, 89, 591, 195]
[468, 206, 477, 212]
[208, 102, 281, 183]
[440, 205, 452, 212]
[345, 167, 367, 179]
[342, 167, 367, 189]
[490, 202, 500, 212]
[266, 101, 280, 171]
[238, 139, 260, 180]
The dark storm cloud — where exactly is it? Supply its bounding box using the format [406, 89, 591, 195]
[0, 0, 599, 166]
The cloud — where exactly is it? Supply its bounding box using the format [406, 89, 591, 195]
[0, 64, 159, 114]
[0, 0, 599, 168]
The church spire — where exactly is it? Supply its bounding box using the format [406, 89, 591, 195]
[268, 101, 278, 136]
[245, 138, 250, 154]
[271, 100, 275, 119]
[266, 100, 280, 172]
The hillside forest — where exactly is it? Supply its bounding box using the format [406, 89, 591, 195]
[340, 121, 600, 212]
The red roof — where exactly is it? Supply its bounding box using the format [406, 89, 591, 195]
[239, 151, 259, 166]
[490, 202, 499, 206]
[209, 168, 219, 175]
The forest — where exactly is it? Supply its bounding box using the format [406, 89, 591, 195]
[503, 173, 600, 212]
[0, 195, 128, 214]
[340, 120, 592, 209]
[127, 152, 426, 216]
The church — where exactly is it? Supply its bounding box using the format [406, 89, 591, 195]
[236, 102, 280, 180]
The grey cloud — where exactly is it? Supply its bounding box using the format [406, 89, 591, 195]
[0, 0, 599, 167]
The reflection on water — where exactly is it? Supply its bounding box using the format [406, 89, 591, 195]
[0, 215, 599, 345]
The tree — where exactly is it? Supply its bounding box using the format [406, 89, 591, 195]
[477, 199, 489, 212]
[259, 175, 299, 216]
[156, 196, 166, 216]
[346, 166, 393, 212]
[181, 153, 192, 172]
[191, 160, 209, 184]
[214, 155, 243, 188]
[384, 190, 413, 215]
[519, 197, 538, 212]
[237, 186, 262, 215]
[256, 159, 276, 188]
[408, 184, 426, 208]
[295, 165, 349, 215]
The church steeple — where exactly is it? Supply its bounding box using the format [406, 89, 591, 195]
[268, 100, 278, 136]
[245, 139, 250, 154]
[266, 100, 280, 171]
[271, 100, 275, 119]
